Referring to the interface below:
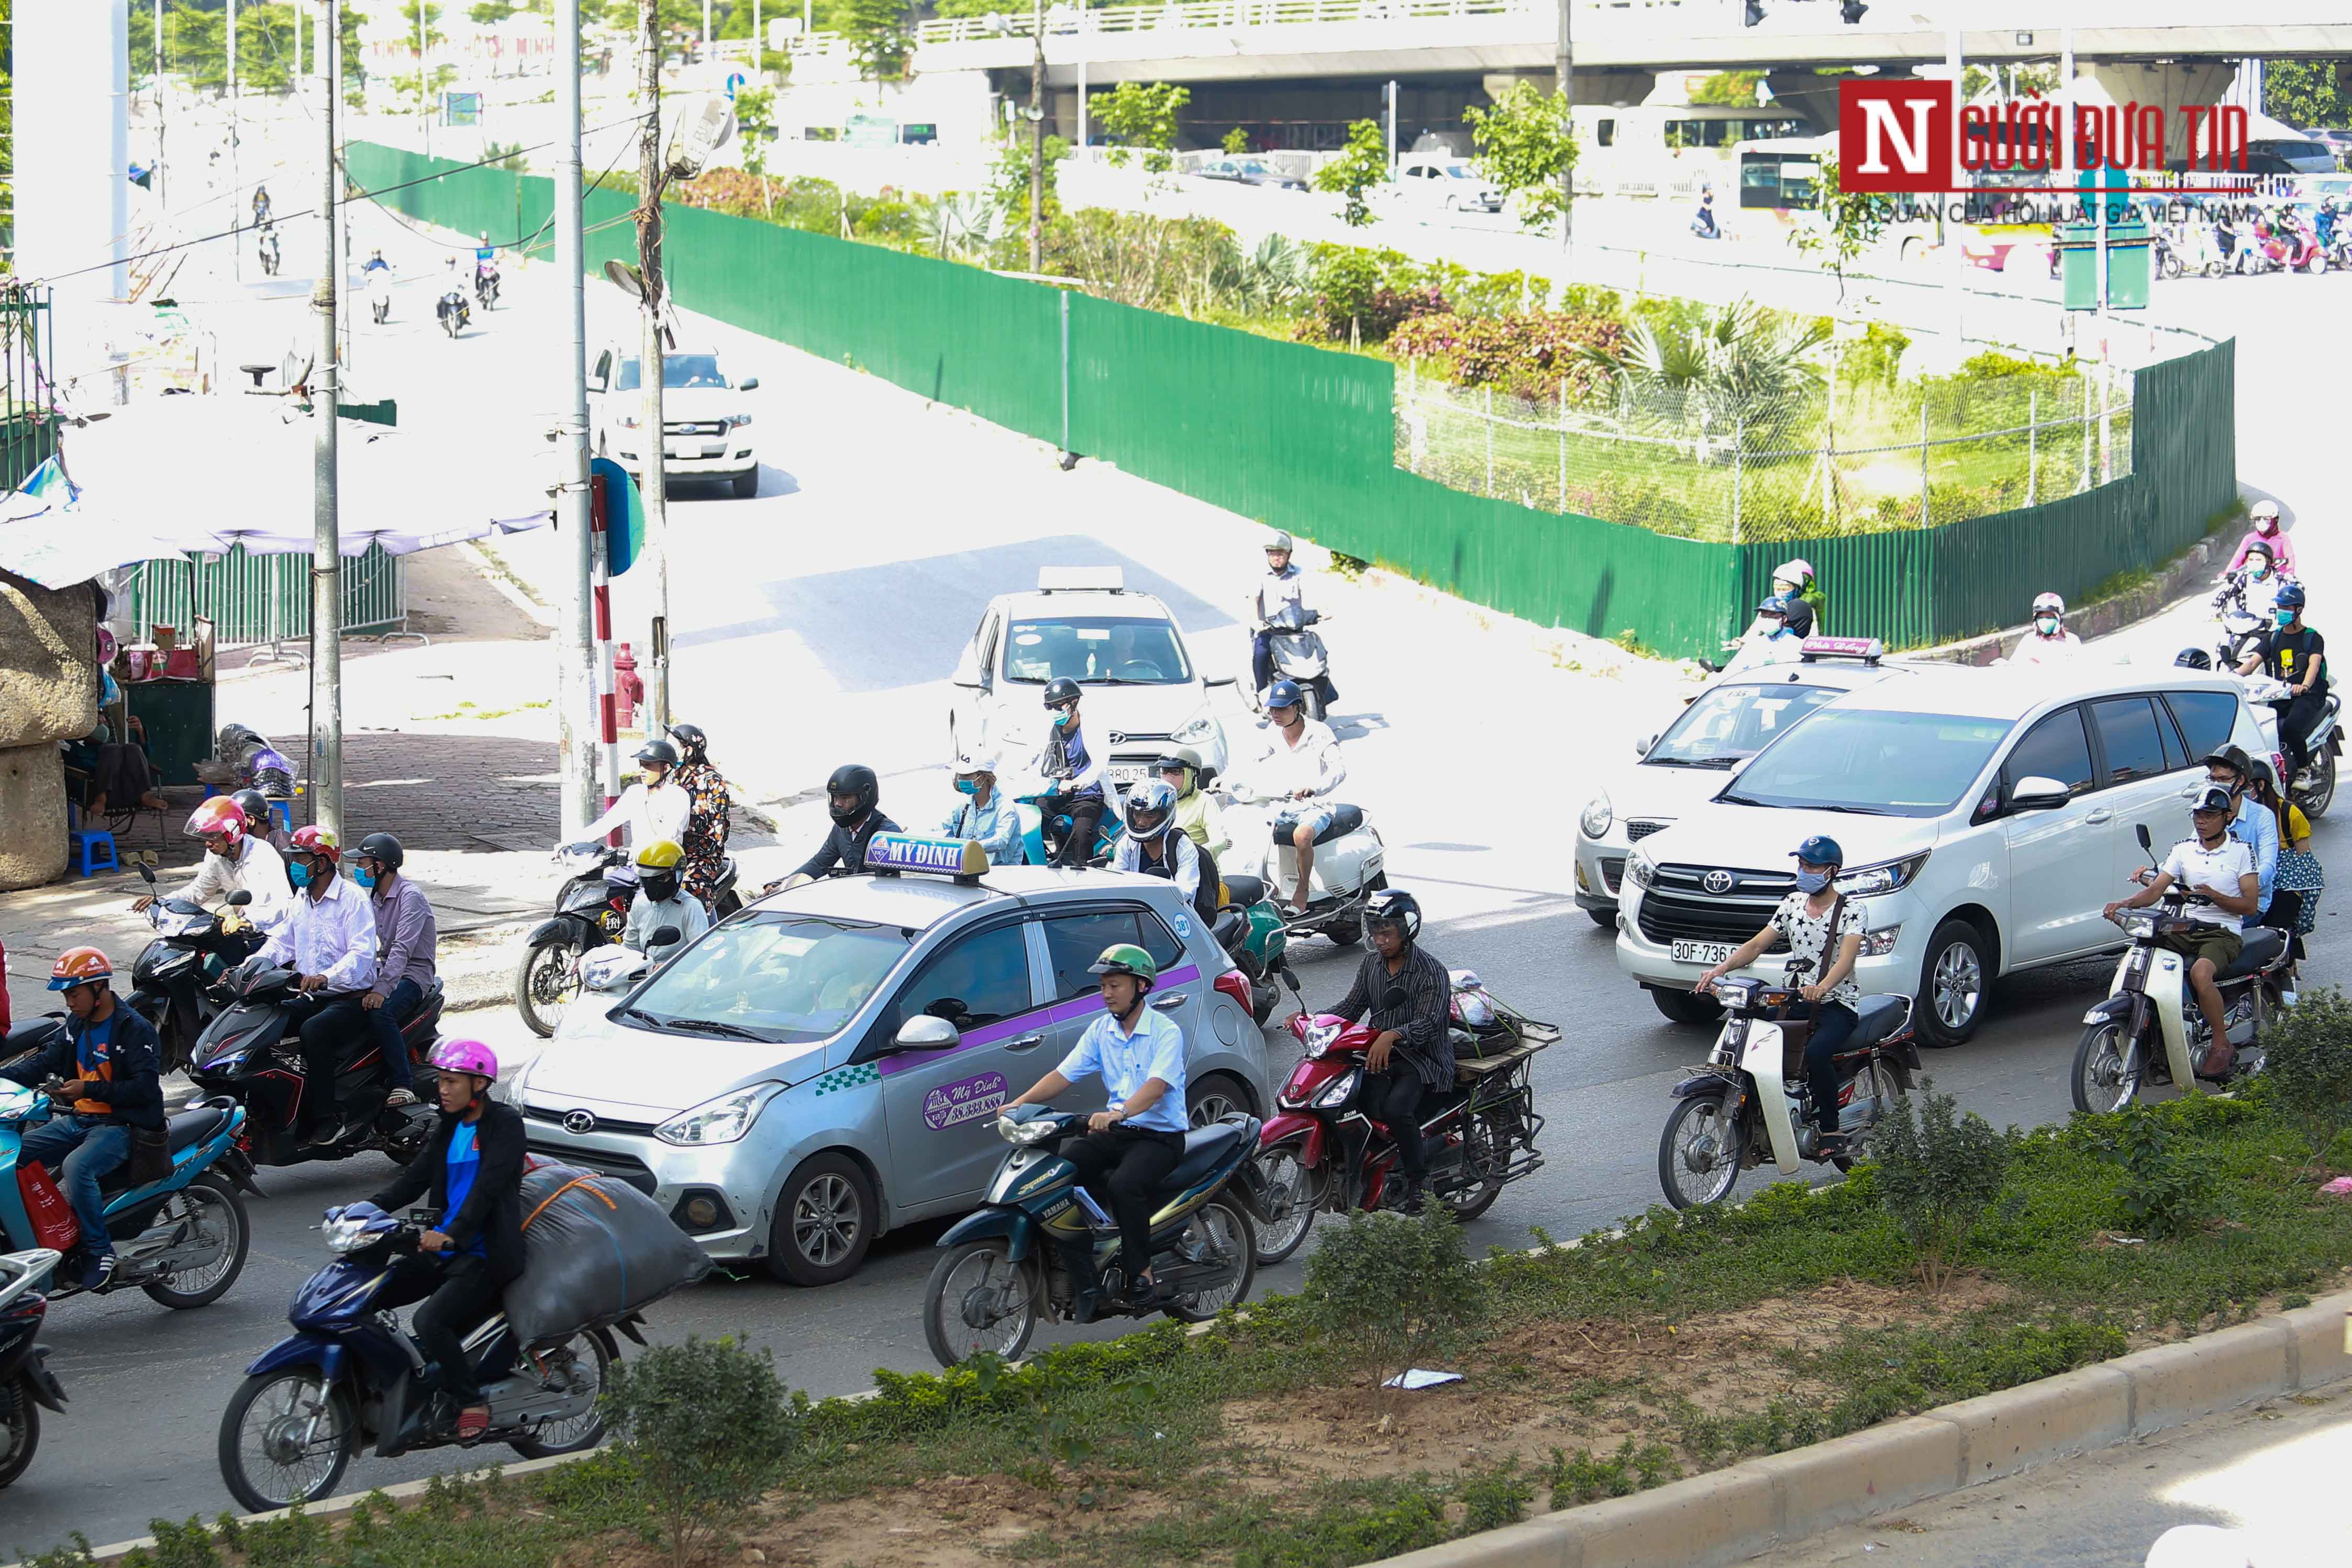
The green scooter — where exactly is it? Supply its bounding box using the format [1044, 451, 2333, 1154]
[1213, 872, 1292, 1025]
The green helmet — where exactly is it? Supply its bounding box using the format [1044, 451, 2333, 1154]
[1086, 943, 1158, 990]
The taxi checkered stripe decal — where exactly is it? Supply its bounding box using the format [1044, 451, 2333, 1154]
[813, 1064, 880, 1096]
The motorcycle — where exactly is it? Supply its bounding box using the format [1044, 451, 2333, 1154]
[436, 289, 470, 338]
[0, 1076, 257, 1310]
[1656, 960, 1918, 1210]
[1210, 871, 1292, 1024]
[1258, 602, 1337, 720]
[474, 265, 501, 309]
[367, 269, 393, 325]
[188, 931, 446, 1171]
[2269, 214, 2327, 274]
[2211, 572, 2279, 671]
[1217, 785, 1385, 948]
[1012, 790, 1125, 869]
[920, 1102, 1260, 1367]
[2241, 673, 2342, 819]
[257, 224, 281, 277]
[1248, 971, 1557, 1265]
[2072, 826, 2291, 1115]
[515, 846, 741, 1037]
[0, 1248, 69, 1491]
[216, 1204, 624, 1513]
[126, 861, 265, 1074]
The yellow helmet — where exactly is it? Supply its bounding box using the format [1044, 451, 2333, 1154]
[635, 839, 685, 871]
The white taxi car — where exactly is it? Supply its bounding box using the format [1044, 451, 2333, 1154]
[949, 568, 1235, 787]
[1576, 639, 1914, 928]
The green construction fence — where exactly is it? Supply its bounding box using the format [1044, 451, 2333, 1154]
[349, 142, 2237, 660]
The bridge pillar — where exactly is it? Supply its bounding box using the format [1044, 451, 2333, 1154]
[1762, 70, 1843, 135]
[2082, 61, 2239, 166]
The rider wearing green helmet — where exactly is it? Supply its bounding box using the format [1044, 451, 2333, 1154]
[1004, 942, 1190, 1316]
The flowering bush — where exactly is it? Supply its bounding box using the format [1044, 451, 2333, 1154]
[1390, 310, 1624, 400]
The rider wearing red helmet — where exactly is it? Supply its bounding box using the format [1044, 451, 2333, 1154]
[133, 796, 291, 924]
[258, 826, 384, 1148]
[2, 949, 165, 1290]
[365, 1040, 525, 1442]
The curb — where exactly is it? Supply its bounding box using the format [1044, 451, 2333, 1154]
[1373, 1291, 2352, 1568]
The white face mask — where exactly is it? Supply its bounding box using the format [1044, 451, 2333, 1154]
[2036, 617, 2061, 636]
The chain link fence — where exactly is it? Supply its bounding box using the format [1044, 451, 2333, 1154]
[1395, 365, 2135, 544]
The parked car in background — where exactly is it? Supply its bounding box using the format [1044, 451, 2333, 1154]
[1194, 158, 1310, 192]
[1392, 157, 1503, 214]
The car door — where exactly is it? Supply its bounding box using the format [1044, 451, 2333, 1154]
[1036, 903, 1204, 1118]
[2088, 695, 2199, 894]
[866, 917, 1047, 1210]
[1996, 704, 2112, 963]
[951, 604, 1001, 757]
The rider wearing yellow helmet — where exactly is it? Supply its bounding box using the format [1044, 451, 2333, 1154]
[624, 839, 709, 957]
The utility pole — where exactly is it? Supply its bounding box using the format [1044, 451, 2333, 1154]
[419, 0, 432, 158]
[154, 0, 165, 209]
[229, 0, 240, 281]
[637, 0, 672, 732]
[310, 0, 345, 837]
[1556, 0, 1572, 254]
[558, 0, 597, 833]
[330, 0, 348, 366]
[1027, 0, 1046, 273]
[1384, 80, 1396, 170]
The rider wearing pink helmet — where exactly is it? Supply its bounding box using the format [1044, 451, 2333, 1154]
[364, 1038, 526, 1441]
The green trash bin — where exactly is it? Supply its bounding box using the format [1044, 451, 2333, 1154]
[126, 680, 217, 787]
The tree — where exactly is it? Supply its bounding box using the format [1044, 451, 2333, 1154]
[1579, 296, 1829, 434]
[1313, 118, 1389, 228]
[1221, 125, 1250, 155]
[734, 83, 776, 213]
[1689, 70, 1765, 107]
[837, 0, 914, 84]
[1791, 151, 1889, 304]
[401, 0, 448, 51]
[2266, 60, 2352, 132]
[1094, 81, 1189, 175]
[1464, 81, 1576, 233]
[471, 1, 518, 21]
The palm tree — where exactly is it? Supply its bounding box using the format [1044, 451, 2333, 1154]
[1581, 297, 1830, 440]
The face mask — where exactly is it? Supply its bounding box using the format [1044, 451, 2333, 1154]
[2036, 617, 2060, 636]
[1053, 708, 1076, 728]
[1773, 581, 1797, 598]
[2279, 611, 2299, 627]
[2251, 562, 2271, 579]
[287, 861, 313, 888]
[955, 777, 979, 796]
[353, 868, 376, 888]
[1795, 870, 1831, 894]
[2257, 519, 2277, 536]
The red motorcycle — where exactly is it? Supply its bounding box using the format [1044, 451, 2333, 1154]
[1246, 971, 1557, 1264]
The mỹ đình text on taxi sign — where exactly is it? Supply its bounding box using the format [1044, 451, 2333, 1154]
[863, 833, 991, 883]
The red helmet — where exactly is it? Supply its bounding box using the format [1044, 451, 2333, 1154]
[49, 947, 114, 991]
[289, 824, 340, 866]
[184, 795, 248, 848]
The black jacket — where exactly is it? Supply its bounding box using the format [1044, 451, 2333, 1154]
[1, 1000, 165, 1129]
[794, 810, 902, 880]
[370, 1100, 529, 1284]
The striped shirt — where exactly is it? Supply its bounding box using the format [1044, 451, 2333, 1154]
[1331, 942, 1454, 1089]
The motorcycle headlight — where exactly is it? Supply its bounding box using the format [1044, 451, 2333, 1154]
[1303, 1021, 1342, 1059]
[1835, 852, 1930, 897]
[654, 1083, 783, 1147]
[323, 1215, 381, 1254]
[1580, 792, 1613, 839]
[1174, 711, 1217, 746]
[1627, 851, 1656, 890]
[2120, 913, 2160, 940]
[1313, 1067, 1361, 1109]
[998, 1114, 1060, 1145]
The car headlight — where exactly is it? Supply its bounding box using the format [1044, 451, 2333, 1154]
[728, 414, 753, 428]
[654, 1083, 783, 1147]
[1859, 925, 1903, 957]
[1836, 852, 1931, 897]
[1312, 1067, 1361, 1109]
[1627, 850, 1656, 889]
[1174, 711, 1217, 745]
[616, 412, 639, 429]
[1580, 792, 1613, 839]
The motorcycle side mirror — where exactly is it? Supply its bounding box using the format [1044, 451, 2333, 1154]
[1382, 985, 1410, 1009]
[2136, 823, 2155, 854]
[738, 376, 760, 391]
[227, 891, 252, 907]
[894, 1015, 961, 1052]
[137, 861, 158, 886]
[650, 925, 682, 948]
[1204, 674, 1238, 687]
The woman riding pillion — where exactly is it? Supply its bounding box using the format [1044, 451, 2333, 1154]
[1692, 836, 1866, 1161]
[665, 723, 733, 914]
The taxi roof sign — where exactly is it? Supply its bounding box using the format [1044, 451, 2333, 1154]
[863, 833, 991, 884]
[1036, 566, 1124, 594]
[1799, 636, 1884, 665]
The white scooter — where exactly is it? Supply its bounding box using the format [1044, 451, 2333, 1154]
[367, 269, 393, 325]
[1258, 603, 1337, 720]
[2238, 671, 2341, 819]
[2070, 825, 2289, 1115]
[1216, 784, 1385, 947]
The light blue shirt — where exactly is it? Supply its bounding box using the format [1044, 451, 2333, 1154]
[938, 792, 1022, 865]
[1056, 1004, 1189, 1134]
[2229, 796, 2279, 920]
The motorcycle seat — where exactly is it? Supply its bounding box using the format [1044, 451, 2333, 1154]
[4, 1015, 68, 1054]
[1220, 873, 1267, 908]
[1211, 909, 1249, 951]
[1273, 804, 1363, 845]
[2217, 927, 2287, 981]
[167, 1104, 234, 1153]
[1159, 1117, 1259, 1194]
[1850, 995, 1911, 1048]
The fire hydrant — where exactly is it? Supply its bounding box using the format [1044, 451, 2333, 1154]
[614, 642, 644, 732]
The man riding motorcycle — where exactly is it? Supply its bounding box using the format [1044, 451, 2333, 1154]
[2235, 583, 2328, 784]
[1248, 531, 1309, 705]
[2103, 786, 2261, 1081]
[1232, 680, 1346, 916]
[259, 827, 383, 1149]
[361, 1039, 525, 1443]
[1310, 887, 1451, 1214]
[2010, 592, 2084, 666]
[1031, 677, 1111, 868]
[623, 840, 708, 956]
[135, 796, 290, 925]
[565, 740, 692, 858]
[356, 832, 433, 1107]
[775, 764, 902, 889]
[1113, 781, 1214, 924]
[1158, 749, 1230, 866]
[938, 750, 1022, 866]
[3, 949, 165, 1290]
[1717, 596, 1806, 679]
[667, 722, 733, 912]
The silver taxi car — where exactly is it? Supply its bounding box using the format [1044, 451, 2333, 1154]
[506, 836, 1271, 1286]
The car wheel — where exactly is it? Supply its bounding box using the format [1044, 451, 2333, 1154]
[767, 1152, 876, 1286]
[1187, 1072, 1251, 1127]
[1587, 906, 1616, 929]
[731, 468, 758, 498]
[1916, 918, 1990, 1047]
[1648, 986, 1722, 1027]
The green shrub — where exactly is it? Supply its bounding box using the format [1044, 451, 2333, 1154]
[2259, 987, 2352, 1166]
[849, 196, 921, 242]
[1237, 1484, 1450, 1568]
[1301, 1208, 1488, 1402]
[2083, 1106, 2212, 1239]
[1543, 1438, 1681, 1503]
[1869, 1078, 2018, 1292]
[603, 1337, 801, 1564]
[1457, 1460, 1536, 1533]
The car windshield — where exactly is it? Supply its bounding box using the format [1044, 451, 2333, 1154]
[1002, 616, 1194, 685]
[1717, 708, 2013, 818]
[1649, 682, 1843, 767]
[613, 353, 730, 392]
[1444, 166, 1477, 179]
[624, 913, 909, 1042]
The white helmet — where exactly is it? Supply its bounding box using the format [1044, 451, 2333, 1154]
[2250, 499, 2280, 521]
[1776, 558, 1815, 587]
[953, 748, 996, 777]
[2033, 591, 2065, 617]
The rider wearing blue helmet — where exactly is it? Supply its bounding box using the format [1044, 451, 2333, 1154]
[1693, 835, 1866, 1159]
[2237, 582, 2327, 784]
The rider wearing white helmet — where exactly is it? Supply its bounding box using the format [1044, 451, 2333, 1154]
[2011, 592, 2083, 666]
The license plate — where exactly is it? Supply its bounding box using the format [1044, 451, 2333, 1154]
[1107, 763, 1150, 788]
[1671, 940, 1734, 967]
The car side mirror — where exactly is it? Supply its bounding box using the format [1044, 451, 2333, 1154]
[1634, 733, 1656, 758]
[227, 891, 252, 907]
[2007, 775, 2071, 812]
[1205, 674, 1237, 687]
[738, 376, 760, 391]
[894, 1015, 961, 1051]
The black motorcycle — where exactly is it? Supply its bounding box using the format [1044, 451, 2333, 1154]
[0, 1247, 69, 1491]
[127, 862, 265, 1074]
[437, 290, 470, 338]
[513, 846, 740, 1038]
[474, 267, 500, 309]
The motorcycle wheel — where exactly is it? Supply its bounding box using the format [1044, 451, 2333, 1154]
[1829, 1058, 1912, 1173]
[508, 1328, 618, 1458]
[1658, 1091, 1746, 1210]
[1164, 1196, 1257, 1322]
[2295, 749, 2337, 820]
[514, 933, 583, 1039]
[1444, 1107, 1511, 1221]
[142, 1172, 250, 1309]
[0, 1374, 38, 1491]
[1249, 1140, 1323, 1264]
[2071, 1018, 2141, 1115]
[217, 1370, 357, 1514]
[923, 1241, 1038, 1367]
[2160, 253, 2183, 280]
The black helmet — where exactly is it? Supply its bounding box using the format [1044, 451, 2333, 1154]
[1362, 885, 1422, 944]
[1265, 679, 1304, 712]
[668, 722, 708, 764]
[355, 831, 406, 872]
[1042, 676, 1081, 709]
[634, 739, 680, 770]
[229, 788, 272, 827]
[825, 763, 879, 825]
[2175, 647, 2214, 671]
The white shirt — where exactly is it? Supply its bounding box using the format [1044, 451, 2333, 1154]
[1718, 629, 1803, 679]
[260, 870, 380, 992]
[624, 891, 710, 955]
[1252, 564, 1306, 627]
[1056, 1003, 1189, 1134]
[2010, 629, 2084, 666]
[1114, 829, 1202, 905]
[2161, 836, 2258, 928]
[580, 779, 692, 852]
[179, 835, 293, 928]
[1768, 892, 1866, 1010]
[1235, 719, 1345, 802]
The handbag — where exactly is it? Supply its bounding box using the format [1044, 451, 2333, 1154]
[2276, 848, 2324, 936]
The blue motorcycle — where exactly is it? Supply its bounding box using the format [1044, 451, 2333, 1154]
[1013, 791, 1125, 867]
[217, 1203, 626, 1513]
[0, 1060, 255, 1310]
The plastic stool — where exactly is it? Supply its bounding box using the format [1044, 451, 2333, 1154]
[70, 827, 119, 878]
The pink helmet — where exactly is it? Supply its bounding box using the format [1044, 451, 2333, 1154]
[429, 1038, 499, 1083]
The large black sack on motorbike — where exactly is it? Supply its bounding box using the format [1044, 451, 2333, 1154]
[504, 1160, 713, 1344]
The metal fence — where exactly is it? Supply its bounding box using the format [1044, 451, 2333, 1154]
[0, 284, 58, 494]
[1395, 366, 2136, 545]
[116, 547, 405, 646]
